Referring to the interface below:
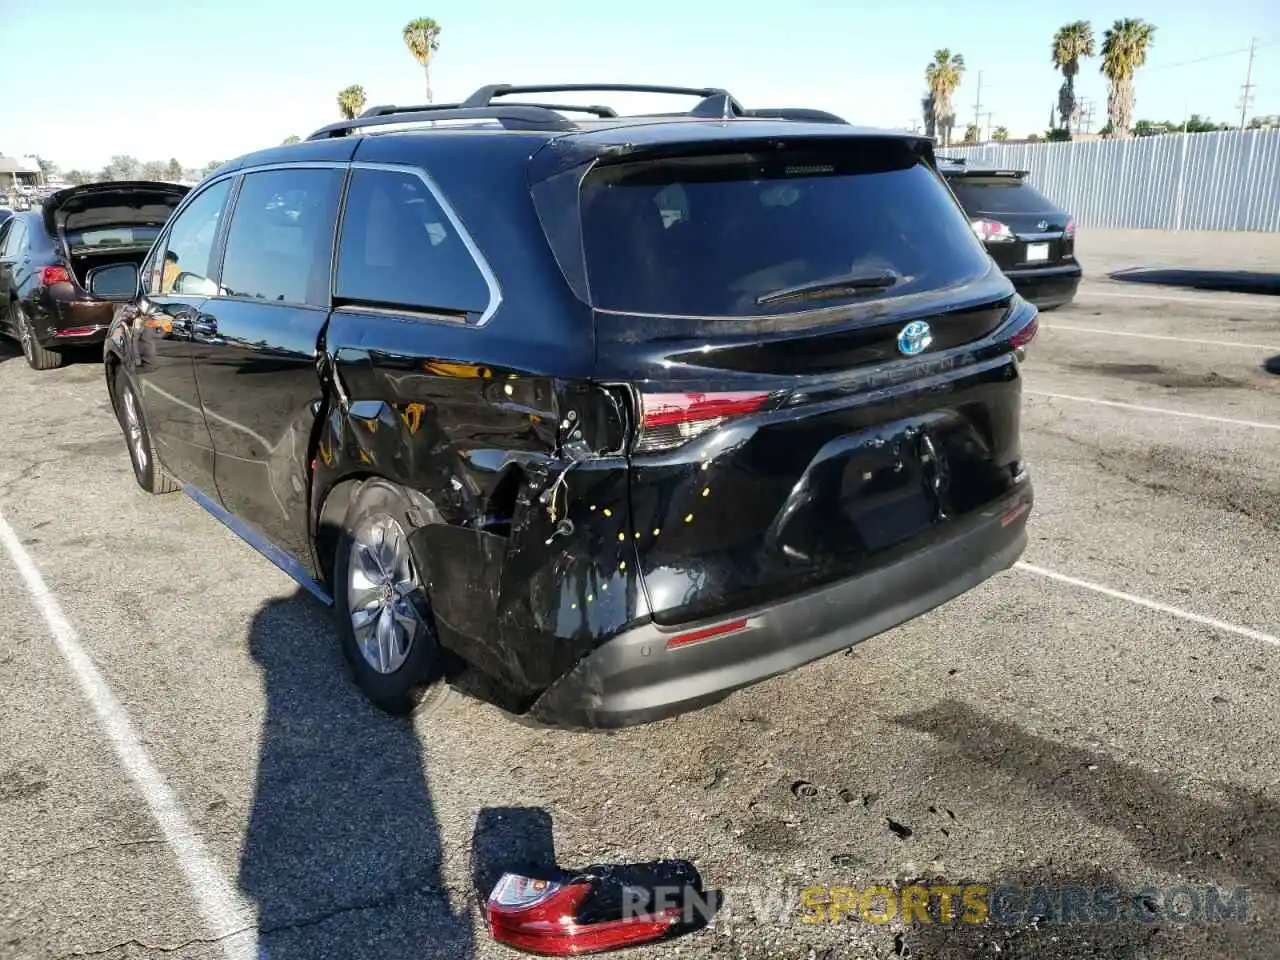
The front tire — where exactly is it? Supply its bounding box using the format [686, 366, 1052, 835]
[333, 480, 449, 715]
[15, 303, 63, 371]
[114, 367, 179, 494]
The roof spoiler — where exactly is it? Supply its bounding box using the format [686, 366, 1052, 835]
[306, 82, 849, 139]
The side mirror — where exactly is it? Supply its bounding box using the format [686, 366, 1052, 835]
[86, 262, 140, 301]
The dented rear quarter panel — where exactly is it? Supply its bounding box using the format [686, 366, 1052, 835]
[313, 135, 655, 708]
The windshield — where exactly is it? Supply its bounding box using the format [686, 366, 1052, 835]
[578, 144, 991, 317]
[948, 177, 1060, 215]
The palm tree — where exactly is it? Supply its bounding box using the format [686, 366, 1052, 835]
[1052, 20, 1095, 133]
[403, 17, 442, 103]
[337, 85, 367, 120]
[992, 126, 1009, 141]
[1101, 18, 1156, 138]
[925, 49, 965, 147]
[964, 122, 980, 143]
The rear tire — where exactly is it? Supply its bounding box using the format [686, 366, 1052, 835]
[333, 479, 450, 716]
[14, 303, 63, 371]
[114, 367, 179, 494]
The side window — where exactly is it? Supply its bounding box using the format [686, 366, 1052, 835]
[3, 221, 28, 258]
[219, 168, 343, 307]
[336, 169, 491, 319]
[0, 220, 12, 257]
[162, 179, 232, 296]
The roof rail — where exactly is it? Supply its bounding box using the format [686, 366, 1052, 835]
[744, 107, 848, 124]
[462, 82, 734, 107]
[306, 104, 574, 139]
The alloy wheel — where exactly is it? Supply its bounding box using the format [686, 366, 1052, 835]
[121, 386, 148, 470]
[346, 514, 424, 674]
[15, 306, 32, 362]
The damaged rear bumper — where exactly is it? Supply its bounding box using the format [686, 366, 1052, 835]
[528, 484, 1032, 729]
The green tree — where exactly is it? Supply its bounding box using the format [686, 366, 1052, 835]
[101, 155, 141, 181]
[34, 156, 58, 181]
[964, 122, 980, 143]
[201, 160, 224, 178]
[282, 135, 301, 145]
[992, 126, 1009, 141]
[1052, 21, 1095, 134]
[63, 169, 92, 186]
[165, 158, 183, 180]
[1101, 18, 1156, 139]
[337, 84, 367, 120]
[925, 49, 965, 147]
[140, 160, 168, 181]
[402, 17, 442, 103]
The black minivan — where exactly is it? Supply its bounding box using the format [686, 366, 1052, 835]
[941, 160, 1082, 309]
[93, 84, 1037, 728]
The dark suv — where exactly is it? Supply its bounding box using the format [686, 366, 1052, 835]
[95, 83, 1036, 728]
[940, 160, 1082, 309]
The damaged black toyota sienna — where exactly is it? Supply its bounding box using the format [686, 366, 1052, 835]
[95, 83, 1037, 728]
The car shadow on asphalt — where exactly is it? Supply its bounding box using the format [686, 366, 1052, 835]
[1108, 268, 1280, 297]
[894, 700, 1276, 959]
[239, 589, 475, 959]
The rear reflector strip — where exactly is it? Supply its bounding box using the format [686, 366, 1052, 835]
[666, 617, 749, 649]
[52, 326, 105, 338]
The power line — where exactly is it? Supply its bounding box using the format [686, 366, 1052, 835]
[1144, 38, 1275, 72]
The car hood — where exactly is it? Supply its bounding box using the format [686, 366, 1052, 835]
[42, 181, 189, 237]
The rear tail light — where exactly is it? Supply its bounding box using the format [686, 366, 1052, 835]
[52, 326, 103, 338]
[970, 218, 1015, 243]
[40, 266, 71, 286]
[1009, 313, 1039, 360]
[635, 391, 770, 453]
[486, 873, 681, 955]
[1064, 217, 1076, 238]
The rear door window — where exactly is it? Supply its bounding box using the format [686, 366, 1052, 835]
[948, 177, 1059, 215]
[3, 220, 27, 258]
[335, 168, 492, 320]
[219, 168, 344, 307]
[578, 142, 992, 317]
[161, 180, 232, 297]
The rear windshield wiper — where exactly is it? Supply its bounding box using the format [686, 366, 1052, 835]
[756, 269, 900, 306]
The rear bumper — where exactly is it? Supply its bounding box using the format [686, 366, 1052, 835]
[1006, 263, 1082, 309]
[24, 295, 112, 346]
[528, 482, 1032, 729]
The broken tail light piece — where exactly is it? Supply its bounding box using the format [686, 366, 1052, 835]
[486, 872, 683, 956]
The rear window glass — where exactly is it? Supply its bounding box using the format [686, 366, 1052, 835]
[579, 145, 992, 317]
[948, 177, 1059, 215]
[66, 226, 161, 249]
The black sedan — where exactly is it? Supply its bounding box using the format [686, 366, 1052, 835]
[940, 161, 1082, 309]
[0, 181, 187, 370]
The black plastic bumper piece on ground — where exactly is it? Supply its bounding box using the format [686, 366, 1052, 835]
[529, 485, 1033, 729]
[1007, 263, 1082, 309]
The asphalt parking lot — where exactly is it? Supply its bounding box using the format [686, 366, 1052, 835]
[1, 229, 1277, 960]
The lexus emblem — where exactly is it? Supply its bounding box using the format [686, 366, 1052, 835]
[897, 320, 933, 356]
[1037, 220, 1049, 231]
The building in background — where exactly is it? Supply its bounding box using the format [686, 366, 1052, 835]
[0, 155, 44, 194]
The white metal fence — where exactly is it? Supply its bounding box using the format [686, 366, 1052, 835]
[945, 129, 1280, 232]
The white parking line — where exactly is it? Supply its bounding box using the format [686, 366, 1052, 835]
[1079, 288, 1278, 309]
[1041, 324, 1280, 352]
[1017, 562, 1280, 648]
[0, 511, 258, 959]
[1026, 391, 1280, 431]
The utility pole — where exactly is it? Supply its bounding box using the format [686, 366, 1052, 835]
[1238, 37, 1257, 129]
[972, 70, 984, 133]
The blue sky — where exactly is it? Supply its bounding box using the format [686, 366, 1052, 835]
[2, 0, 1276, 171]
